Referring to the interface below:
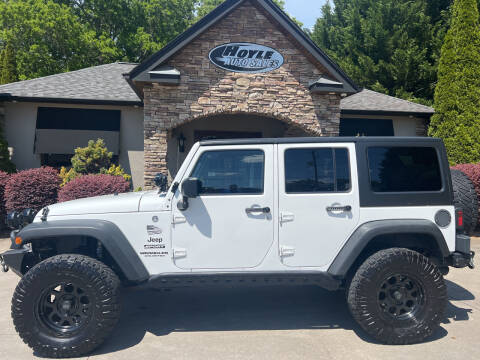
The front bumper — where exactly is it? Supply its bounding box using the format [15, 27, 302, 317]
[0, 248, 30, 276]
[449, 234, 475, 269]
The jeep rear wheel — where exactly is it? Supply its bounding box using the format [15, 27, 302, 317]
[12, 254, 121, 358]
[347, 248, 447, 344]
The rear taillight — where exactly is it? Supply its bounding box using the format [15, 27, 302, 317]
[456, 209, 464, 232]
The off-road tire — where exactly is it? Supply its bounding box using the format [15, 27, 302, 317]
[451, 169, 479, 235]
[11, 254, 121, 358]
[347, 248, 447, 344]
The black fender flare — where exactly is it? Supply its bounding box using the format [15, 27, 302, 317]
[327, 219, 450, 277]
[18, 220, 149, 282]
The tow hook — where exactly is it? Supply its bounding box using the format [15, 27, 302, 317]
[0, 255, 8, 273]
[468, 251, 475, 269]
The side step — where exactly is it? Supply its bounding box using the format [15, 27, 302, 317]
[146, 271, 341, 291]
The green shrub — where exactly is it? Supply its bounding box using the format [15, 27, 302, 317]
[61, 139, 131, 187]
[71, 139, 113, 174]
[428, 0, 480, 165]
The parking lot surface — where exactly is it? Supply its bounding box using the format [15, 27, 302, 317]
[0, 238, 479, 360]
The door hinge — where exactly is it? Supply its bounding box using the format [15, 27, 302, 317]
[172, 215, 186, 224]
[280, 245, 295, 257]
[173, 248, 187, 259]
[280, 211, 295, 224]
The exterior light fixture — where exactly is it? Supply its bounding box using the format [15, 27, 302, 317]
[178, 133, 186, 153]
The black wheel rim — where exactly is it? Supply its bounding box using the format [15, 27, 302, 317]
[377, 274, 425, 320]
[36, 282, 92, 334]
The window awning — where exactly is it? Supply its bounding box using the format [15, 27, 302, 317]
[35, 129, 119, 155]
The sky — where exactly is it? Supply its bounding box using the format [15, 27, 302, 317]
[284, 0, 328, 30]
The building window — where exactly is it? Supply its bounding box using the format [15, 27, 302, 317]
[340, 118, 394, 136]
[35, 107, 121, 159]
[284, 148, 351, 193]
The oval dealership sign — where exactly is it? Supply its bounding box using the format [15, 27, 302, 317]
[209, 43, 284, 73]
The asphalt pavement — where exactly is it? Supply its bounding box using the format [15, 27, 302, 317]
[0, 238, 479, 360]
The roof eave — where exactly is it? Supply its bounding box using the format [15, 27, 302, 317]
[341, 109, 434, 118]
[0, 94, 143, 107]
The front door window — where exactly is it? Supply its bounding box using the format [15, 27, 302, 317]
[190, 150, 265, 195]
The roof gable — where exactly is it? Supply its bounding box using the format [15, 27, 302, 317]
[128, 0, 357, 94]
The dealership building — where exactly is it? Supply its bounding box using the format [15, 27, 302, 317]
[0, 0, 434, 189]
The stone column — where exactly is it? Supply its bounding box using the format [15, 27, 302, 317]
[144, 129, 168, 189]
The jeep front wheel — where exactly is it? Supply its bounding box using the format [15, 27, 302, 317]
[11, 254, 121, 358]
[347, 248, 447, 344]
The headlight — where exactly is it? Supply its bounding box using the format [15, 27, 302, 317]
[21, 209, 36, 224]
[6, 211, 20, 229]
[6, 209, 36, 229]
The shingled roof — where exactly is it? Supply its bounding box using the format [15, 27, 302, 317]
[0, 64, 434, 117]
[341, 88, 434, 116]
[0, 62, 142, 106]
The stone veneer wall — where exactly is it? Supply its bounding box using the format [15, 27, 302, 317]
[143, 0, 342, 187]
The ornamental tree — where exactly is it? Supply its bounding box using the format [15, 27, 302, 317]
[428, 0, 480, 165]
[71, 139, 113, 175]
[0, 40, 18, 84]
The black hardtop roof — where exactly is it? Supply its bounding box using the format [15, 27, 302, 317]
[199, 137, 443, 146]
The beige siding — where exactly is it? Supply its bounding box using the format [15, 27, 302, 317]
[4, 102, 145, 189]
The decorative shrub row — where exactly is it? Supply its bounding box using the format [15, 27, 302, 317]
[58, 174, 131, 202]
[5, 167, 60, 213]
[0, 168, 131, 226]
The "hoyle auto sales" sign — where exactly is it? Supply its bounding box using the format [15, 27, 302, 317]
[209, 43, 284, 74]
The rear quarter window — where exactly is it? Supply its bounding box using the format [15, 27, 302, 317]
[367, 146, 442, 192]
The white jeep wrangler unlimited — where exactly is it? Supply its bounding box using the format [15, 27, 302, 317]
[0, 137, 476, 357]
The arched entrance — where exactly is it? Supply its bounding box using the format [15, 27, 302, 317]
[166, 112, 315, 178]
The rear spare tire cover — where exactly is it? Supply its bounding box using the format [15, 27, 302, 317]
[451, 169, 479, 235]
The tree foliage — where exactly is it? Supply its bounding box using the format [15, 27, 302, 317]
[0, 0, 304, 80]
[312, 0, 454, 105]
[428, 0, 480, 165]
[0, 40, 18, 84]
[56, 0, 199, 62]
[0, 0, 118, 81]
[196, 0, 285, 19]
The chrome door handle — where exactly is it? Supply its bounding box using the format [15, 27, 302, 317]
[246, 207, 271, 214]
[326, 205, 352, 212]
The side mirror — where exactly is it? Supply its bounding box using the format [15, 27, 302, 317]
[181, 178, 201, 198]
[154, 173, 168, 192]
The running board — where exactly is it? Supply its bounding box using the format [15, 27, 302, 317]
[146, 271, 341, 291]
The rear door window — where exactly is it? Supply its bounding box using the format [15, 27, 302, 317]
[284, 148, 351, 193]
[367, 147, 442, 192]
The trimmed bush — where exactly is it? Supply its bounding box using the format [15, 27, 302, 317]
[5, 167, 60, 212]
[0, 171, 10, 226]
[58, 174, 130, 202]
